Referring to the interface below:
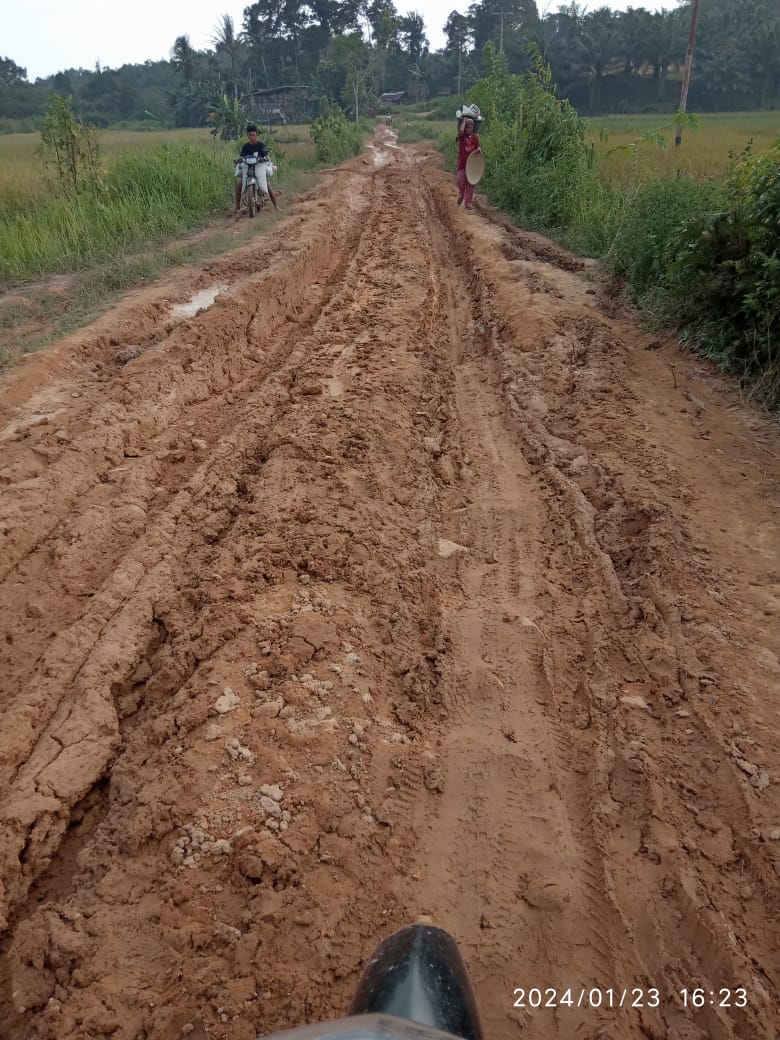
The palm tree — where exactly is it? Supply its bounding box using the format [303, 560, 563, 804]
[693, 0, 753, 101]
[211, 15, 245, 99]
[617, 7, 654, 78]
[444, 10, 470, 55]
[467, 0, 540, 55]
[575, 8, 622, 112]
[749, 7, 780, 106]
[645, 9, 686, 101]
[544, 3, 586, 93]
[243, 0, 285, 88]
[374, 7, 399, 92]
[399, 12, 429, 63]
[171, 35, 198, 83]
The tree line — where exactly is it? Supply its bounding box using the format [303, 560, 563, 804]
[1, 0, 778, 128]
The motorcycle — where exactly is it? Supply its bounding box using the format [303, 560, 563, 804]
[259, 923, 483, 1040]
[236, 155, 274, 218]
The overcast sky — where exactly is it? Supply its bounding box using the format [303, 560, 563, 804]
[7, 0, 678, 82]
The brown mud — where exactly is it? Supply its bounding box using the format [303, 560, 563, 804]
[0, 131, 778, 1040]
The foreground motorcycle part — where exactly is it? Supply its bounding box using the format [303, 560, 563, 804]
[258, 1013, 470, 1040]
[349, 925, 482, 1040]
[259, 925, 483, 1040]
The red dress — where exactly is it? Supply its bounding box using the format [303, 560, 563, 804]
[457, 132, 481, 170]
[456, 130, 480, 207]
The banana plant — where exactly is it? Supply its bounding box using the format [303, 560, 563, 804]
[208, 93, 251, 141]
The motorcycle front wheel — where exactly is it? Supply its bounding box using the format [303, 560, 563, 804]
[248, 186, 256, 218]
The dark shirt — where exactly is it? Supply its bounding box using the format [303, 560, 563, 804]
[240, 140, 269, 160]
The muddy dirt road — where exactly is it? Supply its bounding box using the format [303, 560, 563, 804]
[1, 133, 779, 1040]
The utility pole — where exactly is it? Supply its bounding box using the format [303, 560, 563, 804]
[675, 0, 701, 147]
[490, 12, 515, 55]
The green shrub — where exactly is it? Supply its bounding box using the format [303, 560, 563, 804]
[310, 100, 365, 164]
[208, 94, 252, 142]
[41, 94, 102, 195]
[659, 146, 780, 403]
[395, 121, 439, 143]
[423, 96, 461, 121]
[606, 175, 720, 298]
[0, 117, 37, 134]
[467, 47, 604, 245]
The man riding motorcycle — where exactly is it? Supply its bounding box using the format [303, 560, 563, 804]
[234, 124, 279, 213]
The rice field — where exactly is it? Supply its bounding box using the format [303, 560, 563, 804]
[588, 111, 780, 182]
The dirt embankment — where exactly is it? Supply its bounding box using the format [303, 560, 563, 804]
[0, 133, 778, 1040]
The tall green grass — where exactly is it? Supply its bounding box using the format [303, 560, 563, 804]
[394, 120, 451, 144]
[310, 105, 368, 164]
[0, 143, 236, 285]
[0, 129, 315, 287]
[604, 176, 720, 299]
[0, 126, 325, 368]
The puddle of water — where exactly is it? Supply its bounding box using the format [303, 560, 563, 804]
[367, 145, 390, 167]
[170, 284, 229, 319]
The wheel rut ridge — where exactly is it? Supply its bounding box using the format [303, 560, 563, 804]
[404, 174, 640, 1036]
[2, 362, 281, 763]
[0, 223, 368, 724]
[429, 175, 778, 1037]
[0, 176, 378, 936]
[0, 194, 369, 582]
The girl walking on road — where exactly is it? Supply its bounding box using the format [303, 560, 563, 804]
[456, 116, 481, 210]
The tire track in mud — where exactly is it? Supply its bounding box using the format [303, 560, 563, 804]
[0, 194, 367, 675]
[425, 179, 778, 1038]
[0, 137, 778, 1040]
[0, 146, 461, 1040]
[0, 178, 377, 928]
[401, 195, 640, 1040]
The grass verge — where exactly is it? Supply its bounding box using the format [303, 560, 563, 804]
[0, 162, 319, 369]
